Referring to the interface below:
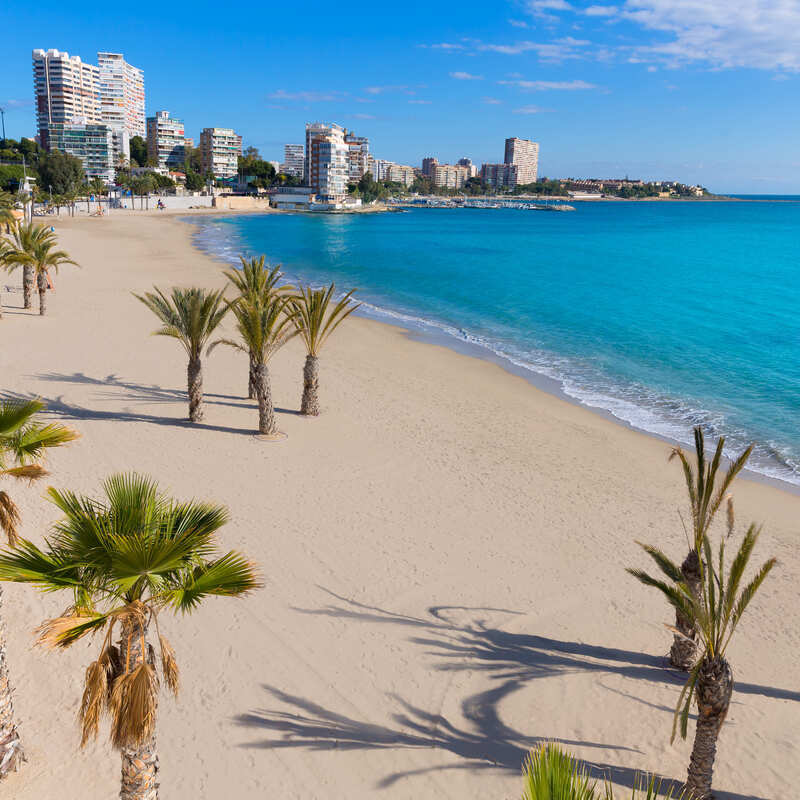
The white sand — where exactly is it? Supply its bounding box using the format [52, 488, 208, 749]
[2, 212, 797, 799]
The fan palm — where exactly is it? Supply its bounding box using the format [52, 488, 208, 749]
[665, 428, 752, 670]
[134, 287, 228, 423]
[211, 293, 297, 435]
[4, 222, 79, 315]
[289, 284, 359, 416]
[222, 256, 285, 399]
[0, 473, 259, 800]
[629, 524, 775, 799]
[0, 398, 77, 778]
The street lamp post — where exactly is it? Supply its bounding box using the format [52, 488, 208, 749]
[0, 107, 5, 141]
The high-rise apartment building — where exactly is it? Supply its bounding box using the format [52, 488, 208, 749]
[146, 111, 186, 169]
[97, 52, 145, 147]
[480, 162, 519, 190]
[45, 122, 116, 183]
[306, 123, 348, 204]
[431, 163, 470, 190]
[421, 157, 438, 177]
[385, 163, 416, 187]
[282, 143, 304, 177]
[457, 157, 478, 178]
[200, 127, 242, 179]
[32, 48, 100, 149]
[504, 137, 539, 184]
[344, 131, 369, 181]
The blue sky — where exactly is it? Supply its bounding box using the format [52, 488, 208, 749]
[3, 0, 800, 192]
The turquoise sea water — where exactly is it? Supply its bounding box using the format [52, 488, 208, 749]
[188, 199, 800, 485]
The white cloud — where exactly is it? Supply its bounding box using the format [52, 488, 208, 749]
[483, 97, 503, 104]
[513, 105, 554, 114]
[408, 99, 432, 104]
[364, 85, 408, 95]
[499, 79, 598, 90]
[624, 0, 800, 71]
[478, 38, 589, 61]
[522, 0, 800, 72]
[584, 5, 618, 16]
[4, 99, 33, 109]
[449, 71, 483, 80]
[268, 89, 343, 102]
[509, 18, 529, 28]
[351, 113, 375, 119]
[427, 42, 466, 50]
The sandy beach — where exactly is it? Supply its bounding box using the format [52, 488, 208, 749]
[1, 211, 797, 799]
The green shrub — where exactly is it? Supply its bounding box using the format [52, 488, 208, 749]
[521, 743, 688, 800]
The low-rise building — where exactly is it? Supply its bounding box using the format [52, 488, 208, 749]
[199, 127, 242, 180]
[146, 111, 185, 169]
[270, 186, 315, 210]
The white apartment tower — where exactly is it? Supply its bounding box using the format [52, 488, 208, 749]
[200, 127, 242, 179]
[282, 143, 304, 177]
[97, 52, 145, 142]
[32, 48, 100, 150]
[146, 111, 186, 169]
[504, 137, 539, 184]
[305, 123, 348, 204]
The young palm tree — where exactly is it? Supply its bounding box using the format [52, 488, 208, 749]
[0, 398, 77, 778]
[134, 287, 228, 423]
[289, 284, 359, 416]
[0, 473, 258, 799]
[629, 524, 775, 799]
[665, 428, 752, 670]
[211, 294, 297, 435]
[222, 256, 285, 399]
[4, 222, 79, 315]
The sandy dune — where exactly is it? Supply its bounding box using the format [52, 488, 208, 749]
[1, 212, 796, 799]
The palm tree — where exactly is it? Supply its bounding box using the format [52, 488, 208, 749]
[211, 293, 297, 435]
[665, 427, 752, 670]
[222, 256, 285, 399]
[289, 284, 359, 416]
[0, 398, 77, 778]
[4, 223, 79, 315]
[628, 524, 775, 799]
[0, 192, 17, 235]
[0, 473, 259, 799]
[134, 287, 228, 423]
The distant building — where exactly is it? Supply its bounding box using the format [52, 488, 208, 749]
[200, 127, 242, 179]
[457, 157, 478, 178]
[147, 111, 186, 169]
[421, 157, 438, 177]
[306, 122, 348, 204]
[385, 163, 416, 187]
[344, 131, 369, 181]
[480, 162, 519, 190]
[184, 137, 194, 150]
[282, 143, 304, 177]
[431, 163, 470, 190]
[97, 52, 145, 146]
[32, 48, 100, 150]
[504, 137, 538, 184]
[45, 121, 115, 183]
[271, 186, 315, 210]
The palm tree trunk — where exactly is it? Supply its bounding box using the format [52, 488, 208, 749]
[670, 549, 701, 670]
[0, 587, 24, 778]
[22, 265, 33, 310]
[686, 656, 733, 800]
[301, 355, 320, 416]
[36, 272, 47, 316]
[187, 357, 203, 423]
[253, 363, 276, 435]
[248, 352, 256, 400]
[118, 614, 159, 800]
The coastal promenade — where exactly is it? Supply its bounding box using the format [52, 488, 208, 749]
[2, 212, 797, 799]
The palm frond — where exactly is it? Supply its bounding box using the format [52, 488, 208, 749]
[170, 551, 260, 612]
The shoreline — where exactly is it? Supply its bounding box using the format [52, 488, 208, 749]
[3, 212, 797, 800]
[184, 210, 800, 497]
